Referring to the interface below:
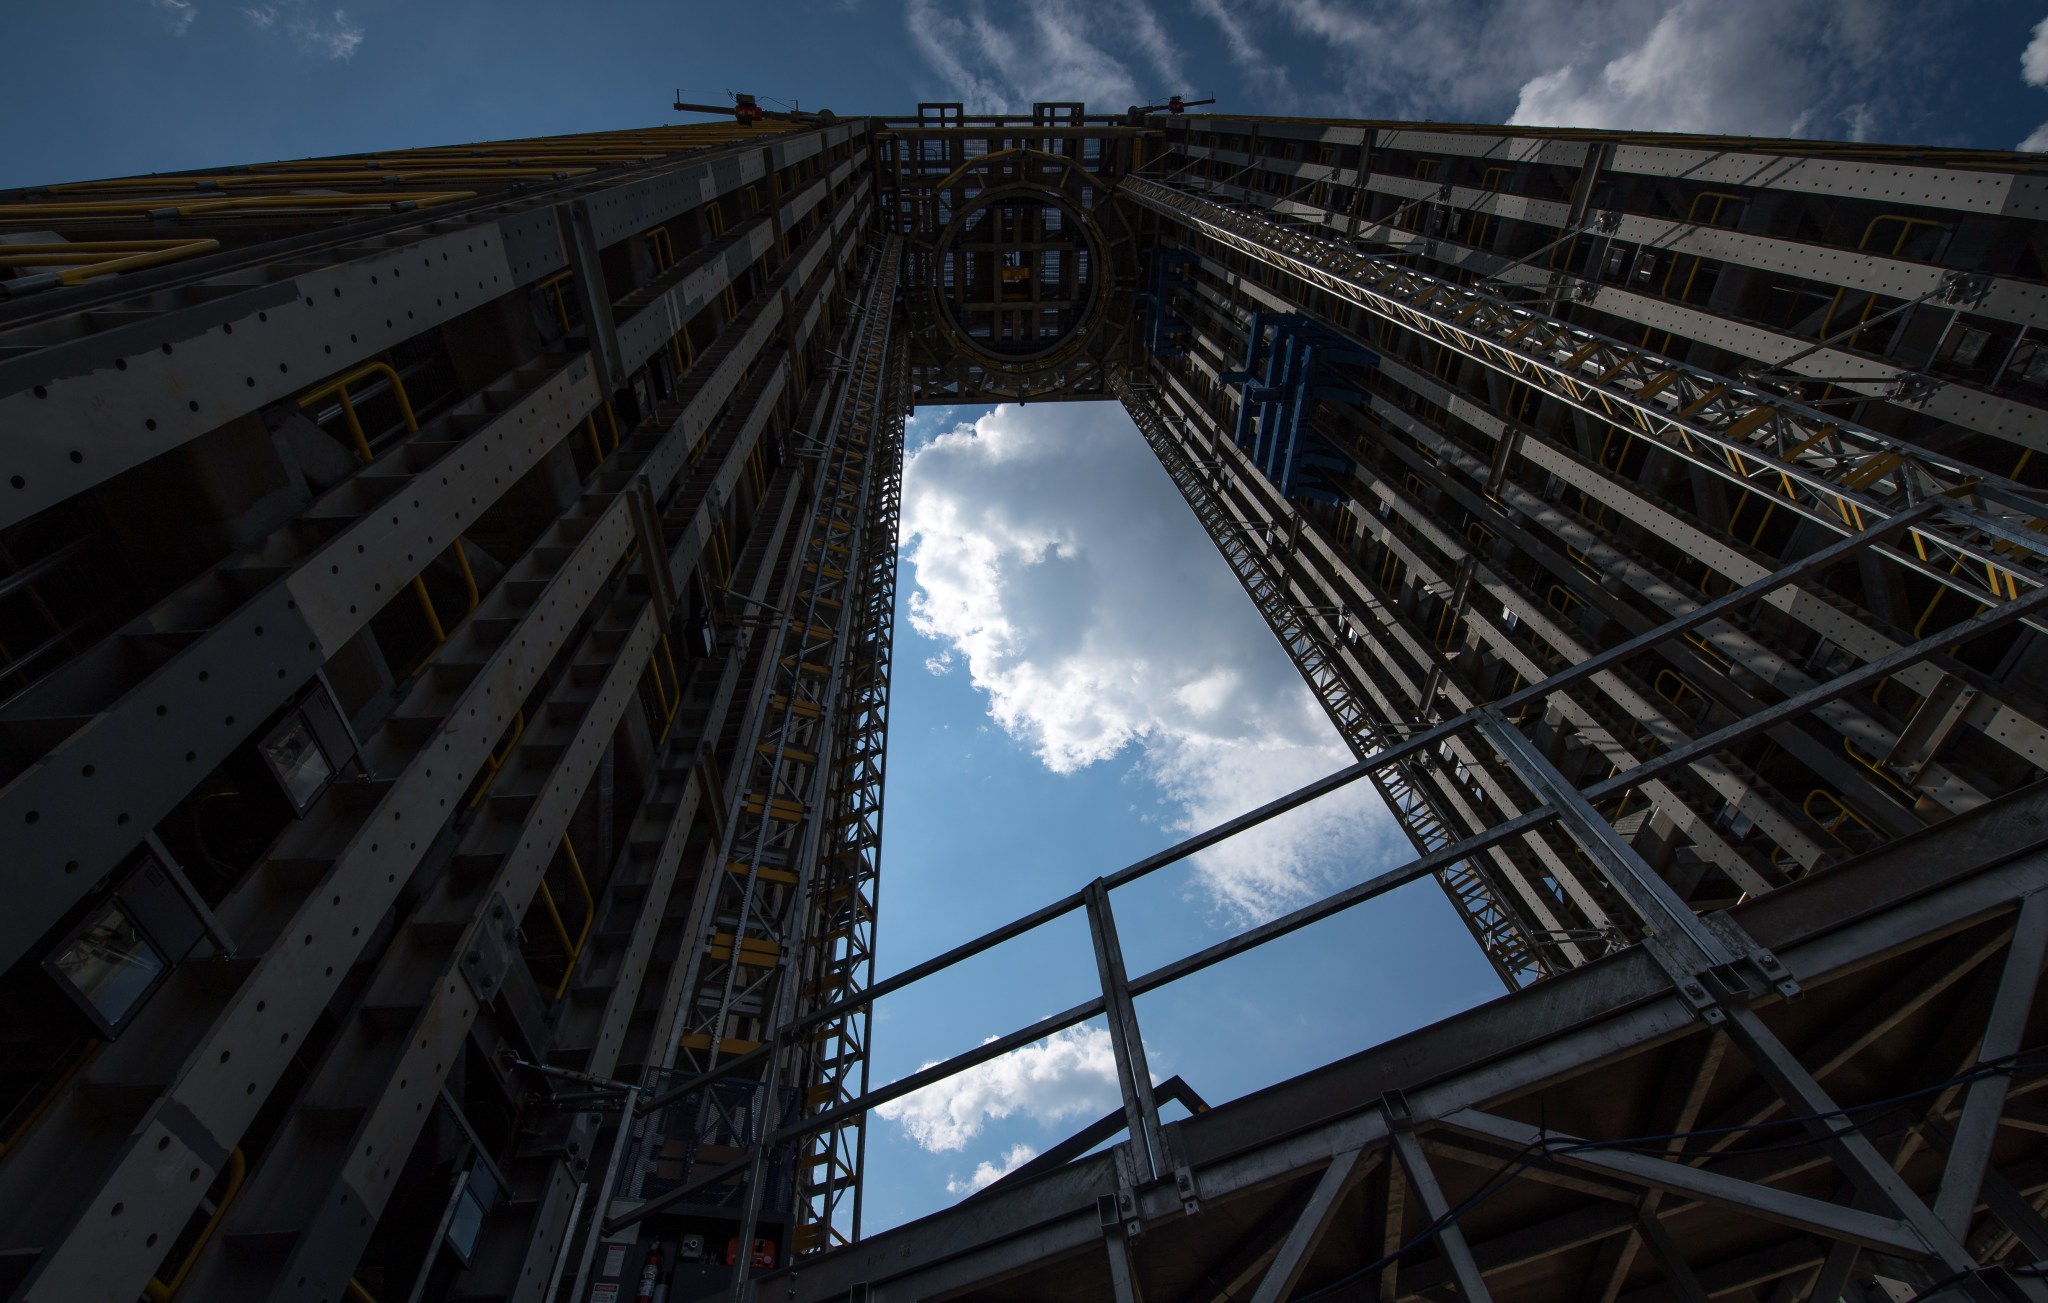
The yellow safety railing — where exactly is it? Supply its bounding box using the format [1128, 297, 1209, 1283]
[1818, 214, 1950, 347]
[0, 1040, 94, 1161]
[708, 520, 734, 586]
[144, 1148, 246, 1302]
[1805, 788, 1876, 846]
[646, 226, 676, 271]
[1545, 583, 1579, 618]
[345, 1278, 379, 1303]
[467, 711, 527, 810]
[584, 400, 621, 470]
[0, 239, 220, 287]
[1640, 191, 1742, 353]
[0, 192, 476, 222]
[704, 206, 741, 316]
[50, 167, 590, 193]
[533, 837, 596, 1001]
[538, 270, 575, 333]
[298, 361, 419, 463]
[647, 635, 682, 735]
[1653, 668, 1707, 719]
[297, 363, 479, 666]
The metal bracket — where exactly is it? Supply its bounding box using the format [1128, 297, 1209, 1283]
[1940, 269, 1991, 306]
[462, 892, 518, 1004]
[1112, 1143, 1145, 1239]
[1891, 372, 1940, 404]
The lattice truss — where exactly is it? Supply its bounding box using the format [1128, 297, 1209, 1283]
[1122, 175, 2048, 621]
[1116, 371, 1576, 988]
[1118, 171, 2048, 990]
[667, 234, 903, 1252]
[786, 294, 904, 1253]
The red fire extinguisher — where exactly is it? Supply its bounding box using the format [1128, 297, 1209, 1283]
[633, 1244, 663, 1303]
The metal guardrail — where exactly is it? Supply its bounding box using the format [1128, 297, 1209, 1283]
[610, 489, 2048, 1297]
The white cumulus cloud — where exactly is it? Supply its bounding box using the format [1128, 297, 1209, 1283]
[1504, 0, 1893, 137]
[2026, 16, 2048, 88]
[946, 1142, 1040, 1195]
[875, 1024, 1123, 1152]
[2020, 16, 2048, 150]
[901, 403, 1400, 921]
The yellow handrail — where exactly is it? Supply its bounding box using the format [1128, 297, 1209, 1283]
[646, 226, 676, 271]
[297, 360, 419, 463]
[144, 1147, 246, 1302]
[533, 836, 596, 1001]
[299, 363, 480, 666]
[0, 1040, 95, 1160]
[584, 400, 621, 469]
[647, 636, 682, 734]
[0, 192, 476, 221]
[538, 270, 575, 333]
[0, 239, 221, 287]
[345, 1278, 380, 1303]
[467, 710, 527, 810]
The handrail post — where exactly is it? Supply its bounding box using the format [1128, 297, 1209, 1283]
[1085, 880, 1165, 1185]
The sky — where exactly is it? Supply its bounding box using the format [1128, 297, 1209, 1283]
[7, 0, 2048, 1235]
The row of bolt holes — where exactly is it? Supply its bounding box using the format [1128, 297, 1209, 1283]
[105, 587, 625, 1241]
[11, 241, 497, 489]
[50, 247, 628, 1235]
[23, 376, 570, 845]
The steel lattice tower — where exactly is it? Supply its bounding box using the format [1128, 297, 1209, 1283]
[4, 102, 2048, 1303]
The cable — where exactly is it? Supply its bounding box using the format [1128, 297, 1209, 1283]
[1291, 1049, 2048, 1302]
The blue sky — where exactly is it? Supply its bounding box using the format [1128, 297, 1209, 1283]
[9, 0, 2048, 1234]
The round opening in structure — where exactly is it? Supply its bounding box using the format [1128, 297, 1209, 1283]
[932, 186, 1106, 365]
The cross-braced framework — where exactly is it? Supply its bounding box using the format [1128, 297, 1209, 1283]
[1, 99, 2047, 1303]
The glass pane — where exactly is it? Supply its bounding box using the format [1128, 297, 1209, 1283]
[52, 904, 165, 1028]
[261, 715, 332, 812]
[446, 1185, 487, 1262]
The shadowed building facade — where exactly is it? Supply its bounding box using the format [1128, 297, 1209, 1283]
[3, 103, 2048, 1302]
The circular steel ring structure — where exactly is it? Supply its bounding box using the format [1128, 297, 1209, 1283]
[908, 146, 1135, 394]
[929, 181, 1109, 366]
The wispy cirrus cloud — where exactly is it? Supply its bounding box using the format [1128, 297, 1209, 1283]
[239, 0, 363, 60]
[903, 0, 1182, 112]
[144, 0, 199, 35]
[902, 0, 1938, 141]
[1190, 0, 1294, 109]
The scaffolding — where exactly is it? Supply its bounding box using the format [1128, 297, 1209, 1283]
[1, 100, 2046, 1303]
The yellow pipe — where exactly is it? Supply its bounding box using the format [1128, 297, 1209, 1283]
[143, 1148, 246, 1302]
[345, 1279, 380, 1303]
